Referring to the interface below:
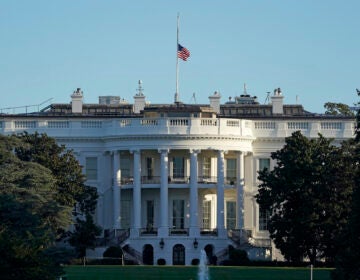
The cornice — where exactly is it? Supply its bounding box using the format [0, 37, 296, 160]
[55, 134, 256, 143]
[252, 137, 285, 143]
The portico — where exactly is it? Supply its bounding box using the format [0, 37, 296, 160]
[109, 147, 248, 240]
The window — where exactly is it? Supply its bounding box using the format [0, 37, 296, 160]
[226, 201, 236, 230]
[86, 157, 97, 180]
[172, 200, 185, 229]
[259, 206, 270, 231]
[146, 157, 154, 179]
[202, 200, 211, 229]
[173, 157, 184, 178]
[120, 157, 130, 178]
[121, 200, 131, 229]
[259, 158, 270, 171]
[173, 244, 185, 265]
[146, 200, 154, 230]
[203, 157, 211, 178]
[226, 158, 236, 182]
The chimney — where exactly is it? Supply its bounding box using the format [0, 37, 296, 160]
[133, 80, 146, 114]
[271, 87, 284, 114]
[209, 91, 221, 114]
[71, 88, 83, 113]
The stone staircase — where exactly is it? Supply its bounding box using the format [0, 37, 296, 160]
[122, 244, 143, 264]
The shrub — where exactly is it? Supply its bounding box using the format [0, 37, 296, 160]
[102, 246, 123, 265]
[229, 249, 249, 265]
[191, 258, 200, 265]
[103, 246, 123, 258]
[210, 255, 218, 265]
[157, 258, 166, 265]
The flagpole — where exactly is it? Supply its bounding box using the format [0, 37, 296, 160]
[175, 13, 179, 103]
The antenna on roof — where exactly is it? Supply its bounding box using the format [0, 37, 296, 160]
[189, 92, 197, 104]
[264, 92, 271, 104]
[243, 83, 248, 95]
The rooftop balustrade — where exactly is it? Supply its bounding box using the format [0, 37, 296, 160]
[0, 117, 354, 139]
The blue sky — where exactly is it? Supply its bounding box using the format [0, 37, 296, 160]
[1, 0, 359, 113]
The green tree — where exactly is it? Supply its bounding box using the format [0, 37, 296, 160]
[332, 90, 360, 280]
[14, 132, 98, 215]
[256, 131, 354, 264]
[0, 136, 73, 279]
[13, 132, 101, 259]
[324, 102, 354, 116]
[68, 214, 102, 260]
[0, 133, 101, 278]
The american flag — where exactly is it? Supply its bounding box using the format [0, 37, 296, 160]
[177, 44, 190, 61]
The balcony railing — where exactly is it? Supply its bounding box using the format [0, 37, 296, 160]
[140, 227, 158, 236]
[121, 177, 134, 185]
[168, 176, 190, 184]
[225, 177, 237, 185]
[120, 176, 239, 185]
[141, 176, 161, 184]
[169, 228, 189, 236]
[197, 176, 217, 184]
[200, 228, 218, 236]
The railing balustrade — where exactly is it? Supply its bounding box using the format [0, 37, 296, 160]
[119, 175, 240, 186]
[169, 228, 189, 236]
[225, 177, 237, 185]
[168, 176, 190, 184]
[200, 228, 218, 236]
[197, 176, 217, 184]
[140, 227, 158, 235]
[141, 176, 161, 184]
[121, 177, 134, 185]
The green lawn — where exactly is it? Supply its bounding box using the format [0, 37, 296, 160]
[64, 265, 332, 280]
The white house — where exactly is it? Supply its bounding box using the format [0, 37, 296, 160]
[0, 84, 354, 265]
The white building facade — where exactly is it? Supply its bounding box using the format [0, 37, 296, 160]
[0, 86, 354, 265]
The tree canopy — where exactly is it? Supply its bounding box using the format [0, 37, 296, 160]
[0, 135, 73, 279]
[332, 90, 360, 280]
[0, 133, 100, 279]
[256, 131, 354, 264]
[14, 132, 98, 216]
[324, 102, 354, 116]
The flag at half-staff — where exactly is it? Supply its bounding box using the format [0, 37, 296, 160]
[175, 14, 190, 103]
[178, 44, 190, 61]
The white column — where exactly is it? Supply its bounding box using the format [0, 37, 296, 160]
[236, 151, 245, 229]
[132, 150, 141, 236]
[217, 150, 226, 237]
[189, 150, 199, 236]
[159, 149, 169, 237]
[112, 151, 121, 230]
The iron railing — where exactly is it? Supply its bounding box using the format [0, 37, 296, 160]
[200, 228, 218, 236]
[169, 228, 189, 236]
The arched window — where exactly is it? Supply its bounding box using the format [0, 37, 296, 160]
[173, 244, 185, 265]
[142, 244, 154, 265]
